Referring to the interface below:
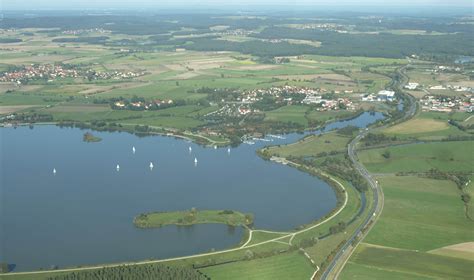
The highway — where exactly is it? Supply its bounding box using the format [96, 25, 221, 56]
[321, 64, 417, 280]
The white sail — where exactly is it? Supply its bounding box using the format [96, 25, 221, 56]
[188, 146, 192, 152]
[227, 148, 231, 154]
[194, 157, 198, 163]
[149, 162, 154, 170]
[132, 146, 136, 154]
[116, 164, 120, 171]
[53, 168, 56, 174]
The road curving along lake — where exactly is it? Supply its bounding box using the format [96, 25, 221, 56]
[0, 112, 383, 272]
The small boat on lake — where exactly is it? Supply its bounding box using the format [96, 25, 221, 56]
[116, 164, 120, 171]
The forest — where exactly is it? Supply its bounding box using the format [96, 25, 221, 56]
[46, 264, 209, 280]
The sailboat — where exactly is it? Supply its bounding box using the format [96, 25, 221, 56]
[214, 145, 217, 150]
[53, 168, 57, 175]
[132, 146, 136, 154]
[189, 146, 192, 153]
[116, 164, 120, 171]
[227, 148, 231, 154]
[194, 157, 198, 164]
[149, 162, 154, 170]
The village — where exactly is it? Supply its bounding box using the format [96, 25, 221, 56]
[112, 98, 176, 111]
[0, 63, 146, 84]
[205, 85, 359, 118]
[420, 94, 473, 113]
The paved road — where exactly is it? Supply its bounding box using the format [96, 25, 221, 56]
[321, 64, 417, 280]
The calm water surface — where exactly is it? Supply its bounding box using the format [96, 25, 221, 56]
[0, 112, 383, 271]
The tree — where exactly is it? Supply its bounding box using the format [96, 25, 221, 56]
[461, 193, 471, 203]
[0, 263, 9, 273]
[382, 150, 391, 159]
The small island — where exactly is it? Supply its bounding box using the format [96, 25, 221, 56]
[134, 208, 254, 228]
[83, 132, 102, 143]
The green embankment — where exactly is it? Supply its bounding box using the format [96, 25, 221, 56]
[134, 209, 254, 228]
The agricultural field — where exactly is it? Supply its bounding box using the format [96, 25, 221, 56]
[342, 244, 474, 280]
[359, 141, 474, 173]
[382, 113, 471, 140]
[1, 9, 473, 280]
[0, 33, 398, 140]
[364, 175, 472, 251]
[200, 251, 314, 280]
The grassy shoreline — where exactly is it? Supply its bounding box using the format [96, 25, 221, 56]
[134, 209, 254, 228]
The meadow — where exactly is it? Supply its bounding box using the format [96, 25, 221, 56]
[342, 244, 474, 280]
[359, 141, 474, 173]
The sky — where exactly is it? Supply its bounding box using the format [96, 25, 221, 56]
[2, 0, 473, 10]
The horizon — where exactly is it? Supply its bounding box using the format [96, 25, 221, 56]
[2, 0, 473, 11]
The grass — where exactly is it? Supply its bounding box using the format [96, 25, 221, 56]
[343, 244, 474, 280]
[306, 110, 357, 123]
[245, 231, 288, 246]
[200, 251, 315, 280]
[429, 245, 474, 261]
[341, 262, 435, 280]
[359, 141, 474, 173]
[264, 131, 350, 158]
[264, 105, 310, 126]
[364, 176, 473, 251]
[133, 209, 253, 228]
[384, 118, 449, 134]
[382, 114, 470, 140]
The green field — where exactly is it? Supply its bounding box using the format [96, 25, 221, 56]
[264, 131, 350, 158]
[364, 176, 473, 251]
[342, 244, 474, 280]
[264, 105, 310, 126]
[359, 141, 474, 173]
[341, 262, 435, 280]
[200, 251, 315, 280]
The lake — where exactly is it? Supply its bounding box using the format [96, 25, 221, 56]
[0, 112, 384, 271]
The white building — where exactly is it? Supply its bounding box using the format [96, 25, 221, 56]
[377, 90, 396, 102]
[405, 82, 419, 90]
[302, 95, 323, 104]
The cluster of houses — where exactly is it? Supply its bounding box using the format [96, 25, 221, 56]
[205, 103, 257, 118]
[361, 90, 396, 102]
[219, 29, 256, 37]
[404, 82, 419, 90]
[238, 86, 320, 104]
[61, 28, 111, 35]
[113, 99, 174, 111]
[84, 69, 146, 81]
[301, 95, 355, 111]
[428, 84, 473, 93]
[421, 94, 473, 113]
[434, 65, 463, 73]
[0, 64, 146, 84]
[287, 23, 347, 32]
[0, 64, 80, 84]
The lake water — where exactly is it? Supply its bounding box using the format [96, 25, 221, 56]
[0, 112, 384, 271]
